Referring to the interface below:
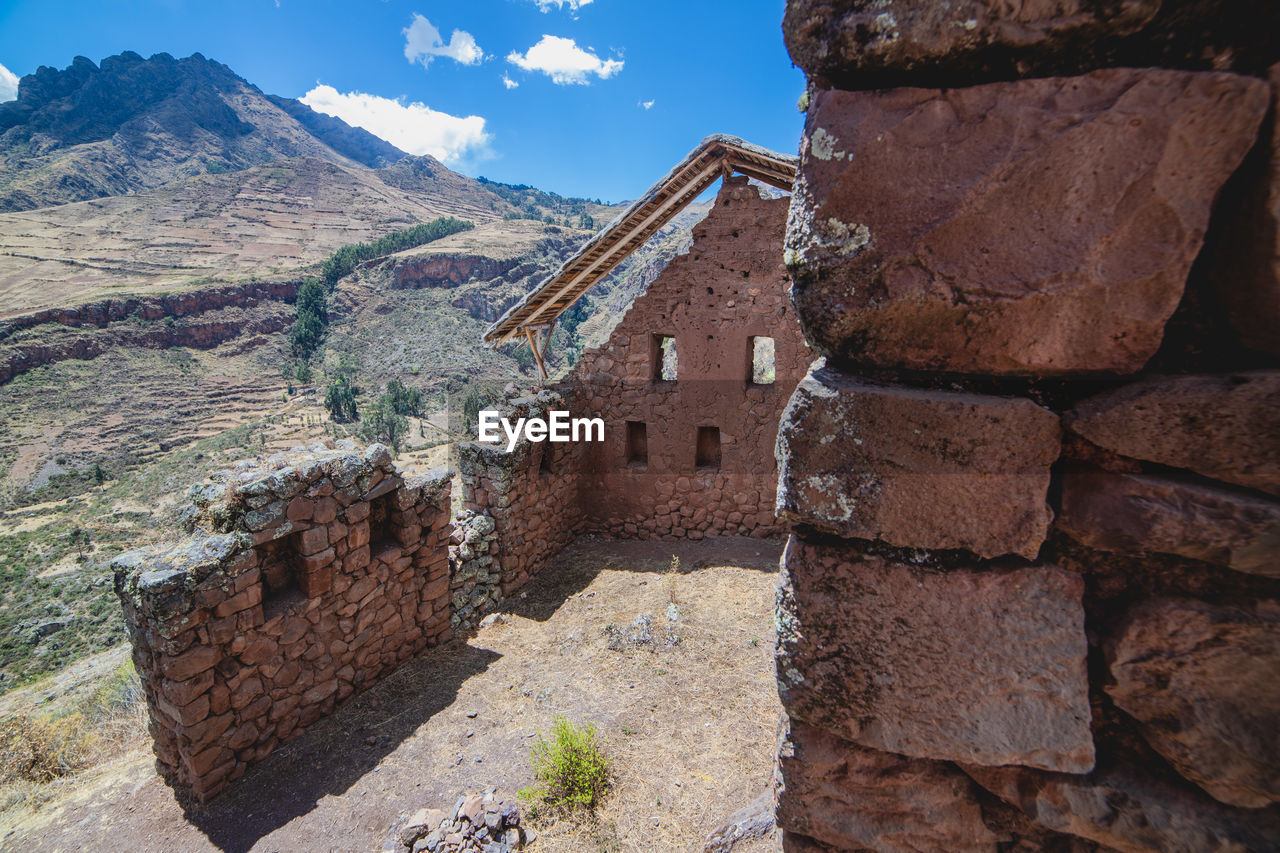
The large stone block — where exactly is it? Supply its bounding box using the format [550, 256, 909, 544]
[965, 762, 1280, 853]
[1106, 597, 1280, 808]
[1060, 472, 1280, 577]
[777, 720, 997, 853]
[786, 70, 1268, 374]
[777, 537, 1093, 772]
[782, 0, 1280, 90]
[776, 365, 1058, 559]
[1068, 371, 1280, 496]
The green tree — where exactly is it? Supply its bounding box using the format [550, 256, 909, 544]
[359, 393, 409, 452]
[385, 379, 424, 417]
[324, 378, 358, 422]
[289, 277, 328, 359]
[295, 361, 313, 384]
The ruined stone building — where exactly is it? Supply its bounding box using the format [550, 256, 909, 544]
[115, 136, 811, 803]
[116, 6, 1280, 844]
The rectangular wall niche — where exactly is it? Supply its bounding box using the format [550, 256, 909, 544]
[749, 336, 776, 385]
[651, 334, 678, 382]
[696, 426, 722, 470]
[259, 536, 306, 619]
[627, 421, 649, 466]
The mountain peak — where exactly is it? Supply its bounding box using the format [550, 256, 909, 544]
[0, 51, 408, 212]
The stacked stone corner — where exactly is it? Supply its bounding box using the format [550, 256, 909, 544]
[774, 2, 1280, 850]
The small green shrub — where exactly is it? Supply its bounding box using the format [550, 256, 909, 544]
[519, 715, 610, 814]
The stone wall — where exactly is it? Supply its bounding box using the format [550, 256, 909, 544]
[459, 390, 587, 596]
[114, 442, 453, 802]
[570, 176, 809, 539]
[774, 3, 1280, 851]
[460, 177, 810, 560]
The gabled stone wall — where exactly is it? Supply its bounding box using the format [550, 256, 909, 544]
[774, 4, 1280, 851]
[570, 176, 810, 539]
[114, 442, 452, 802]
[462, 177, 811, 550]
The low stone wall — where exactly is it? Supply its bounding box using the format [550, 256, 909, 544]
[773, 4, 1280, 850]
[459, 390, 585, 597]
[114, 442, 452, 802]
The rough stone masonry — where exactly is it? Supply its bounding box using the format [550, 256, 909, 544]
[775, 1, 1280, 850]
[114, 441, 453, 802]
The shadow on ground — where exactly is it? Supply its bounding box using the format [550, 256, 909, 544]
[185, 642, 501, 853]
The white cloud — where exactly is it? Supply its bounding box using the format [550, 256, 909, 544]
[403, 13, 483, 67]
[506, 35, 622, 85]
[529, 0, 594, 12]
[300, 84, 490, 165]
[639, 99, 654, 110]
[0, 63, 19, 103]
[502, 73, 519, 90]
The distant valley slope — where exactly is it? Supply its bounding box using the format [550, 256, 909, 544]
[0, 50, 709, 689]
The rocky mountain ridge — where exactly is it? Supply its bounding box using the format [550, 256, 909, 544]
[0, 51, 410, 212]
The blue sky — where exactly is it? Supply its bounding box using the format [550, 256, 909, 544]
[0, 0, 806, 201]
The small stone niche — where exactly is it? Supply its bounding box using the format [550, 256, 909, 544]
[369, 492, 396, 549]
[626, 421, 649, 467]
[258, 536, 308, 619]
[696, 426, 722, 470]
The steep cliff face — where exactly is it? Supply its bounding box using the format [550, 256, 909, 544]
[0, 280, 301, 384]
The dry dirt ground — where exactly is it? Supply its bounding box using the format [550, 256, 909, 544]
[1, 536, 784, 853]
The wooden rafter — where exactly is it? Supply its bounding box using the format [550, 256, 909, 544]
[482, 134, 797, 347]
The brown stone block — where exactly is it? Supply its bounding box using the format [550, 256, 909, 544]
[273, 660, 301, 688]
[778, 537, 1093, 772]
[777, 367, 1058, 559]
[964, 761, 1280, 852]
[344, 576, 377, 604]
[778, 721, 997, 853]
[286, 496, 314, 522]
[214, 584, 262, 619]
[347, 520, 371, 549]
[786, 71, 1268, 374]
[159, 670, 214, 708]
[226, 722, 260, 752]
[160, 645, 221, 682]
[1060, 472, 1280, 577]
[181, 711, 233, 753]
[313, 497, 338, 524]
[238, 636, 277, 667]
[1069, 371, 1280, 496]
[298, 547, 334, 573]
[281, 617, 309, 645]
[1107, 597, 1280, 808]
[156, 692, 210, 728]
[231, 568, 262, 595]
[208, 684, 230, 716]
[346, 501, 370, 523]
[344, 545, 371, 573]
[300, 567, 332, 598]
[297, 526, 330, 557]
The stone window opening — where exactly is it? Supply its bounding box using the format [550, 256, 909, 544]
[626, 421, 648, 468]
[369, 492, 396, 548]
[696, 426, 722, 470]
[651, 334, 678, 382]
[539, 445, 553, 478]
[259, 537, 306, 620]
[749, 336, 776, 385]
